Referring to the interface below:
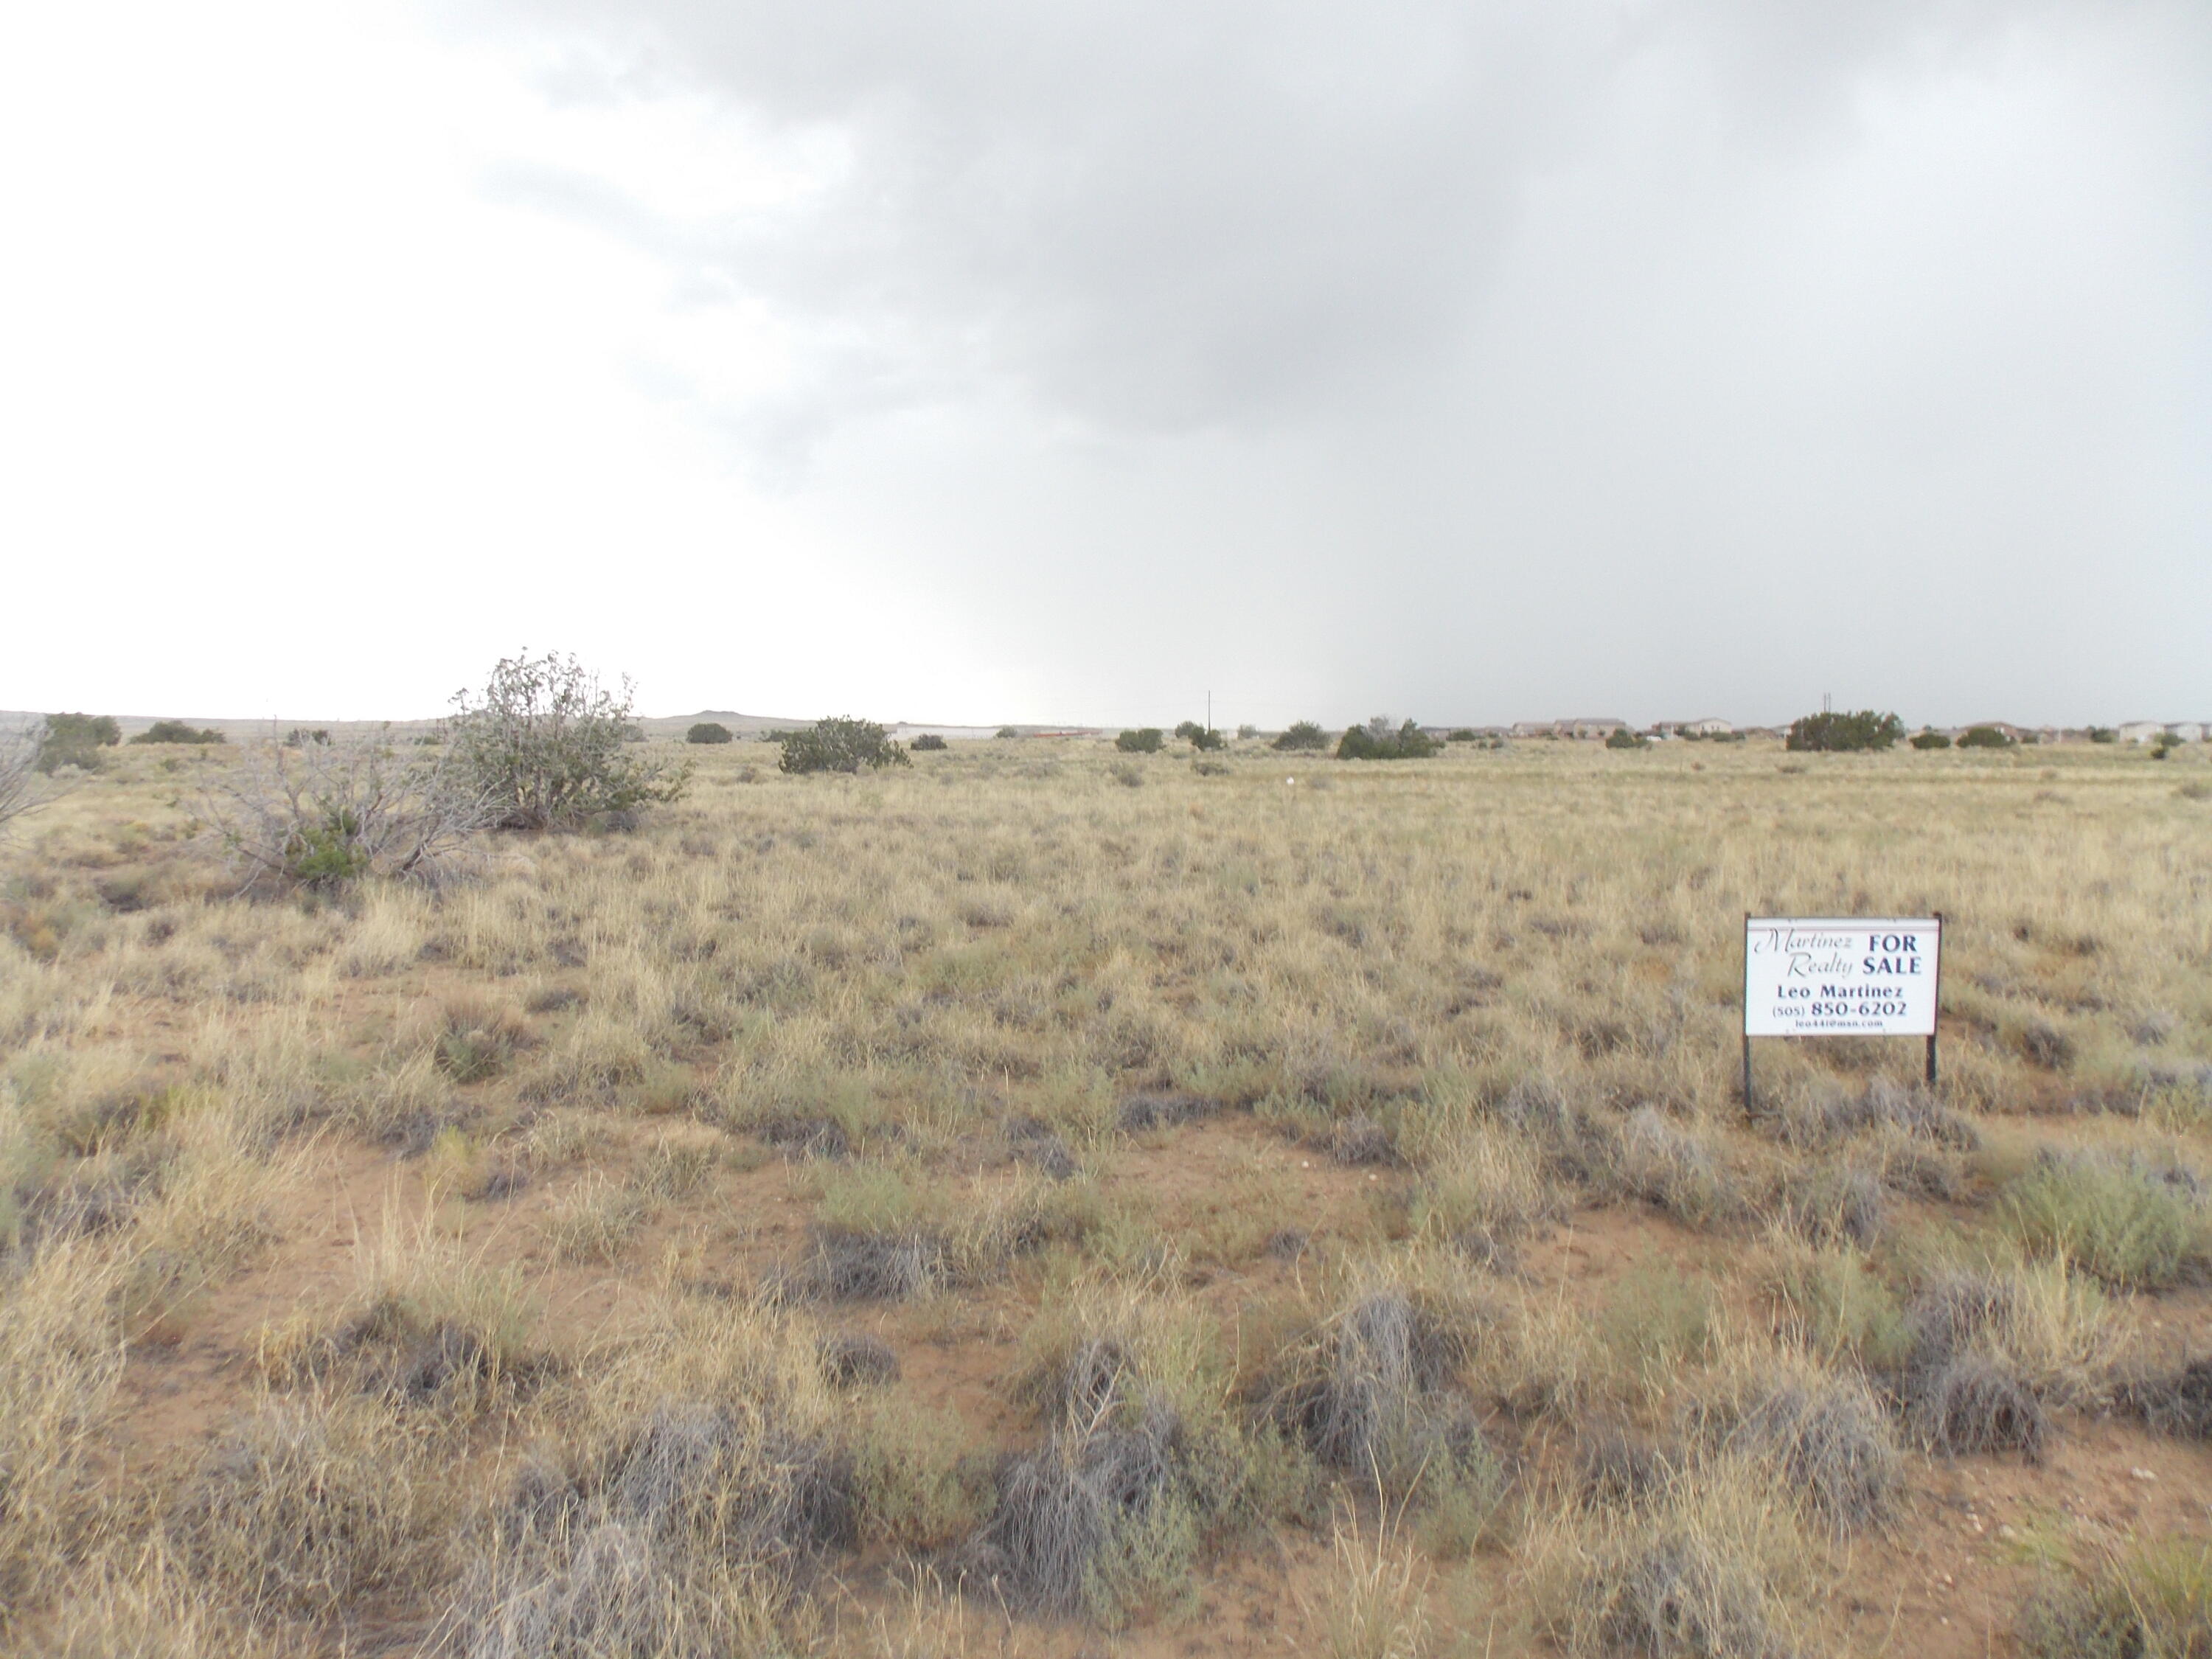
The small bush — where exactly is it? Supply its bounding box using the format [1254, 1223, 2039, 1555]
[1891, 1275, 2054, 1459]
[1490, 1077, 1624, 1193]
[1337, 718, 1437, 761]
[1600, 1263, 1717, 1377]
[1407, 1125, 1557, 1266]
[131, 720, 225, 745]
[995, 725, 1021, 739]
[1604, 727, 1648, 751]
[283, 727, 332, 747]
[1273, 721, 1331, 751]
[261, 1249, 545, 1419]
[1909, 728, 1952, 750]
[2017, 1539, 2212, 1659]
[1958, 725, 2014, 749]
[910, 733, 947, 751]
[1781, 1164, 1888, 1249]
[545, 1176, 651, 1264]
[851, 1399, 986, 1550]
[818, 1330, 900, 1389]
[1265, 1286, 1489, 1501]
[1619, 1107, 1737, 1225]
[2087, 726, 2117, 743]
[1785, 710, 1903, 751]
[443, 1387, 848, 1658]
[170, 1397, 442, 1619]
[685, 723, 733, 745]
[778, 716, 911, 775]
[1173, 721, 1226, 751]
[1768, 1245, 1910, 1367]
[1717, 1371, 1899, 1533]
[1530, 1461, 1806, 1659]
[1999, 1150, 2209, 1290]
[1114, 728, 1165, 754]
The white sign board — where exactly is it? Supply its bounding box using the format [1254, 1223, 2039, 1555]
[1744, 917, 1941, 1037]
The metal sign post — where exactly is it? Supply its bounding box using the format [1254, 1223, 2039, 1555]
[1742, 914, 1944, 1114]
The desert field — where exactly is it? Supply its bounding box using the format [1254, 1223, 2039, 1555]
[3, 733, 2211, 1658]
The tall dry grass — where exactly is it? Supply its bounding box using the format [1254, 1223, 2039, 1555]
[0, 733, 2205, 1648]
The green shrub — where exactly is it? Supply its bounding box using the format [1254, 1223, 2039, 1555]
[779, 716, 911, 774]
[35, 714, 121, 774]
[130, 720, 225, 745]
[282, 728, 331, 748]
[1115, 728, 1165, 754]
[1174, 721, 1226, 752]
[1447, 729, 1480, 742]
[2017, 1539, 2212, 1659]
[1337, 719, 1436, 761]
[686, 722, 734, 745]
[1958, 726, 2014, 750]
[996, 726, 1022, 740]
[911, 733, 948, 751]
[1272, 721, 1331, 751]
[1604, 727, 1648, 751]
[1910, 728, 1952, 750]
[2152, 731, 2183, 760]
[1785, 711, 1904, 752]
[448, 653, 689, 828]
[1999, 1152, 2210, 1290]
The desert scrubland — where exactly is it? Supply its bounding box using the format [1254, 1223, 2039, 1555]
[4, 734, 2211, 1658]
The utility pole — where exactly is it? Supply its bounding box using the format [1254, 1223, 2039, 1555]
[1206, 690, 1212, 734]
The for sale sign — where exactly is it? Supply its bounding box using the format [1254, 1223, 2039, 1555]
[1744, 917, 1941, 1037]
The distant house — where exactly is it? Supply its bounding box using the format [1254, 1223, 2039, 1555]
[1663, 717, 1731, 737]
[2171, 722, 2208, 743]
[2117, 720, 2169, 744]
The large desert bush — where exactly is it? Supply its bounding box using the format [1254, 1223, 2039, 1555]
[1785, 710, 1903, 751]
[1336, 719, 1436, 761]
[448, 652, 690, 830]
[778, 717, 910, 775]
[35, 714, 119, 775]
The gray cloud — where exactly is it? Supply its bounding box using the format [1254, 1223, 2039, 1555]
[453, 0, 2211, 724]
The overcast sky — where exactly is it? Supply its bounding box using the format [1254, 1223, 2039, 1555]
[3, 0, 2207, 728]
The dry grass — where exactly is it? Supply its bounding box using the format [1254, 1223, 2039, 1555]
[1526, 1453, 1814, 1658]
[1311, 1509, 1430, 1659]
[1, 734, 2208, 1649]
